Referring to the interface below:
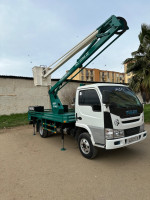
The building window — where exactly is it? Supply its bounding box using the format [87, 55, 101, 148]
[102, 72, 105, 82]
[86, 70, 89, 76]
[107, 72, 109, 78]
[112, 72, 114, 82]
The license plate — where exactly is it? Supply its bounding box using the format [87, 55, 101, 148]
[128, 136, 138, 143]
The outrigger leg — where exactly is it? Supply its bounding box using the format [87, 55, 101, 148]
[61, 124, 66, 151]
[33, 120, 36, 135]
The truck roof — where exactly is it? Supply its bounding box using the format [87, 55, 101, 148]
[77, 83, 128, 90]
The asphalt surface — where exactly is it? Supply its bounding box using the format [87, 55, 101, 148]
[0, 124, 150, 200]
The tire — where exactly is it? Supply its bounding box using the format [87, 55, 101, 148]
[39, 123, 48, 138]
[78, 132, 98, 159]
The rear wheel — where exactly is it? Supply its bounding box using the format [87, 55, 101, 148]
[78, 132, 98, 159]
[39, 123, 48, 138]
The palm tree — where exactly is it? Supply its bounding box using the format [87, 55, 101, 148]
[123, 24, 150, 102]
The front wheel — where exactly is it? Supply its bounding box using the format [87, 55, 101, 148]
[78, 132, 98, 159]
[39, 123, 48, 138]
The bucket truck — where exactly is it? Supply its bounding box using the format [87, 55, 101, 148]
[28, 15, 147, 159]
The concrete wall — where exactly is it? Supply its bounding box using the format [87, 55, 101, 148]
[0, 76, 84, 115]
[0, 76, 146, 115]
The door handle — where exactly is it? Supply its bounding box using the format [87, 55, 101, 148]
[76, 113, 82, 120]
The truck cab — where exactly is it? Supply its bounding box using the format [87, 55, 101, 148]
[75, 83, 147, 158]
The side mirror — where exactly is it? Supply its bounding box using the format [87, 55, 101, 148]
[92, 104, 101, 112]
[102, 90, 110, 104]
[71, 98, 75, 107]
[142, 102, 146, 107]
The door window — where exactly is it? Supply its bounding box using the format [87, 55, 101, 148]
[79, 89, 100, 106]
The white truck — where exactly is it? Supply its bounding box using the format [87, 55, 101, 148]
[28, 15, 147, 159]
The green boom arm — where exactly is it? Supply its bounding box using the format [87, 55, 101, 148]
[49, 15, 129, 114]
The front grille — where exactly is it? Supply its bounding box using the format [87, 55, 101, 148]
[122, 118, 140, 124]
[124, 127, 140, 137]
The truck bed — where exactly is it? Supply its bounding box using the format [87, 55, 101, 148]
[28, 109, 76, 123]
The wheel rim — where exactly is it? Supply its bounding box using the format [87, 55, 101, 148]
[80, 138, 90, 154]
[39, 125, 43, 136]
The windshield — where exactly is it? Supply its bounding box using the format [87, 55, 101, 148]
[99, 86, 142, 108]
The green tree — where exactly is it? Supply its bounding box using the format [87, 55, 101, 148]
[124, 24, 150, 102]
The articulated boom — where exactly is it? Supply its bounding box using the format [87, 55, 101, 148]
[49, 15, 128, 114]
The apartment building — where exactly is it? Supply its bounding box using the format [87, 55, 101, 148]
[124, 63, 133, 83]
[67, 68, 125, 83]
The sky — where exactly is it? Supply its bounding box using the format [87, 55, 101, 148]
[0, 0, 150, 78]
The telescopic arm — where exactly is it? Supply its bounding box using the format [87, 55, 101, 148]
[48, 15, 128, 114]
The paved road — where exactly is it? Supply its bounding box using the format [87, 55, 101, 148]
[0, 125, 150, 200]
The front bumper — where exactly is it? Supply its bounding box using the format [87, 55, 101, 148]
[105, 131, 147, 149]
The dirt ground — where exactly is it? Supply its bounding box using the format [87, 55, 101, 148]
[0, 125, 150, 200]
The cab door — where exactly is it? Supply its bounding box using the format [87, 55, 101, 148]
[75, 88, 104, 145]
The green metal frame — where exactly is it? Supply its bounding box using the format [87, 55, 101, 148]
[49, 15, 129, 114]
[28, 110, 75, 124]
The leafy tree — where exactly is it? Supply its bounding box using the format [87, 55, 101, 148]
[123, 24, 150, 102]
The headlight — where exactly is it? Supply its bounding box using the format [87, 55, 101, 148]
[105, 128, 124, 139]
[105, 129, 113, 139]
[139, 124, 144, 133]
[114, 129, 124, 138]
